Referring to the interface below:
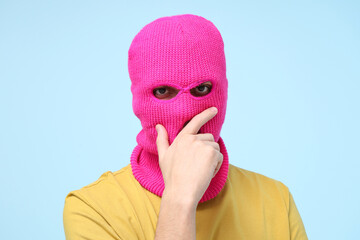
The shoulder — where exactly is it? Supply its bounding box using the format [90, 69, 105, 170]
[63, 164, 143, 239]
[64, 164, 134, 206]
[229, 163, 288, 187]
[228, 163, 290, 209]
[63, 163, 138, 224]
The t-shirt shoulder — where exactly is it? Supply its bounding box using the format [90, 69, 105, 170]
[63, 163, 146, 240]
[64, 163, 133, 199]
[228, 163, 290, 209]
[229, 163, 288, 188]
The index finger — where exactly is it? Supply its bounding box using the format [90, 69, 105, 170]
[178, 107, 218, 136]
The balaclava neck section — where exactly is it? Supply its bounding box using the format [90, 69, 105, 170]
[130, 136, 229, 204]
[128, 14, 229, 204]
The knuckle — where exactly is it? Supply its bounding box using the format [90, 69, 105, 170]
[193, 139, 203, 148]
[205, 145, 216, 156]
[218, 152, 224, 162]
[215, 142, 220, 151]
[186, 134, 197, 143]
[207, 133, 215, 142]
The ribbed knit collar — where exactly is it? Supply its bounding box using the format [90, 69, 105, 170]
[130, 136, 229, 204]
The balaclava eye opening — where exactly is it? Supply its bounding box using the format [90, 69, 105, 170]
[128, 14, 229, 204]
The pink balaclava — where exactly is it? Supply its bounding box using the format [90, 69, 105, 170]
[128, 14, 229, 204]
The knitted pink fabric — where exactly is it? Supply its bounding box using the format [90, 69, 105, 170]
[128, 14, 229, 204]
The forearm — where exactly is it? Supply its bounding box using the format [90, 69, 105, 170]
[155, 189, 197, 240]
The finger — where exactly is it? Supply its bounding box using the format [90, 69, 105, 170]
[179, 107, 218, 136]
[213, 163, 220, 178]
[155, 124, 169, 159]
[202, 141, 220, 152]
[213, 152, 224, 178]
[195, 133, 215, 142]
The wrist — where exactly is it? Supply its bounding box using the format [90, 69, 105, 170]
[162, 188, 198, 211]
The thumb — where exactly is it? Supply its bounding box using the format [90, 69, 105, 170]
[156, 124, 169, 160]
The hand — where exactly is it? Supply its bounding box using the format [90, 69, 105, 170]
[155, 107, 223, 206]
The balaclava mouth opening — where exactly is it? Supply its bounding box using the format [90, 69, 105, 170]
[128, 14, 229, 204]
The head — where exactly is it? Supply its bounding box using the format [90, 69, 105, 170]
[128, 14, 228, 155]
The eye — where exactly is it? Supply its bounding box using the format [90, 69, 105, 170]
[190, 81, 212, 97]
[153, 86, 179, 100]
[155, 87, 167, 95]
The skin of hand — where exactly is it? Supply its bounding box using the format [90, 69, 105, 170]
[155, 106, 223, 206]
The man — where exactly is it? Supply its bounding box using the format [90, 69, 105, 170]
[63, 13, 308, 239]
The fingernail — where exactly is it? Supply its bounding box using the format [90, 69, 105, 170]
[155, 125, 159, 132]
[210, 107, 218, 113]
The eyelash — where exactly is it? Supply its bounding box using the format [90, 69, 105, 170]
[196, 85, 211, 92]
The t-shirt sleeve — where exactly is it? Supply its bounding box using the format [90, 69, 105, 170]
[63, 194, 121, 240]
[288, 191, 308, 240]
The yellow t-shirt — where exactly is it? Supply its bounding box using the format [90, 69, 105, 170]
[63, 163, 308, 239]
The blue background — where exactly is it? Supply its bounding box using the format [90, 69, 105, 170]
[1, 0, 359, 239]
